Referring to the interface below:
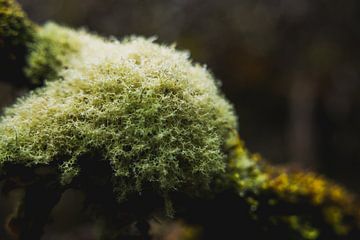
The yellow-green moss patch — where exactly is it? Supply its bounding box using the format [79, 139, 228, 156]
[0, 23, 238, 203]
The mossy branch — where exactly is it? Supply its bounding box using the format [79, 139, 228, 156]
[0, 1, 359, 239]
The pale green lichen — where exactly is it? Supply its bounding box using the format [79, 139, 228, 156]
[25, 23, 81, 85]
[0, 23, 237, 202]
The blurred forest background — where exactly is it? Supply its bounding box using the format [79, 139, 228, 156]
[10, 0, 359, 190]
[0, 0, 359, 239]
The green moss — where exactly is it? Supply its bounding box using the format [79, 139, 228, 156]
[0, 0, 33, 47]
[226, 136, 267, 195]
[0, 0, 35, 86]
[25, 23, 81, 85]
[286, 216, 319, 240]
[0, 23, 237, 204]
[0, 3, 78, 86]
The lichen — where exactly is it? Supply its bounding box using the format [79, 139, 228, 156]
[1, 2, 359, 238]
[0, 23, 238, 205]
[25, 23, 81, 85]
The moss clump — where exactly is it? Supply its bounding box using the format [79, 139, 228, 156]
[0, 0, 35, 86]
[25, 23, 81, 85]
[0, 23, 237, 203]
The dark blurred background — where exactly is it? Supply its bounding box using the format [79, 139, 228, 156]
[0, 0, 359, 238]
[12, 0, 360, 191]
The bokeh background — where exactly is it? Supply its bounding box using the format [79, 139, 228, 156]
[0, 0, 359, 238]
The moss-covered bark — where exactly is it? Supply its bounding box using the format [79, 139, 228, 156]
[0, 1, 359, 239]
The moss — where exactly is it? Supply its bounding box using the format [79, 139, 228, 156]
[0, 3, 78, 86]
[265, 170, 354, 207]
[263, 164, 359, 235]
[25, 23, 81, 85]
[0, 23, 237, 206]
[0, 0, 35, 86]
[226, 135, 360, 239]
[285, 216, 319, 240]
[1, 3, 359, 237]
[226, 134, 267, 195]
